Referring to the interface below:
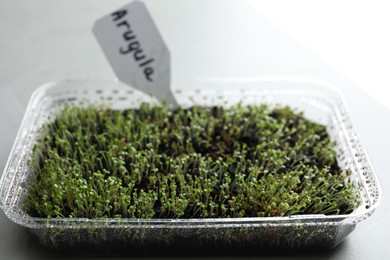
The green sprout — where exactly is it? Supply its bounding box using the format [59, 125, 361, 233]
[23, 103, 361, 219]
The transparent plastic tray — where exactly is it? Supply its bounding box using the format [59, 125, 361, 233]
[0, 78, 382, 255]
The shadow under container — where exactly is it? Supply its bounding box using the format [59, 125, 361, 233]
[0, 77, 382, 255]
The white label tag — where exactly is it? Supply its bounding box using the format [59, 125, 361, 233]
[93, 1, 177, 107]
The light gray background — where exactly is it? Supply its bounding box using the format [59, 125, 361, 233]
[0, 1, 388, 259]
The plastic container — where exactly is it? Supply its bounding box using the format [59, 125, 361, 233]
[0, 78, 382, 255]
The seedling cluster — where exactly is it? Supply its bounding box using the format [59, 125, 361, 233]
[24, 103, 360, 219]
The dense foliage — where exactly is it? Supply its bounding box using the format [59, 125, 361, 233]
[24, 103, 360, 219]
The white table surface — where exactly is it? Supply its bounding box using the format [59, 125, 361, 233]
[0, 1, 389, 259]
